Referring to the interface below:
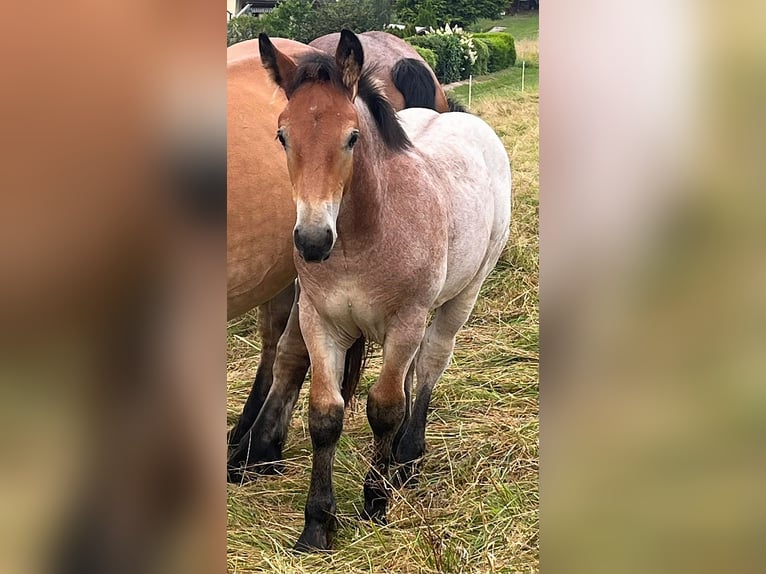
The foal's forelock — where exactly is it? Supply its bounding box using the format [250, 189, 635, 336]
[287, 53, 412, 153]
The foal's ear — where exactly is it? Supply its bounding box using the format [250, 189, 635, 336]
[259, 33, 297, 96]
[335, 29, 364, 100]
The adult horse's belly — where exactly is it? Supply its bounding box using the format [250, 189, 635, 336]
[227, 41, 308, 319]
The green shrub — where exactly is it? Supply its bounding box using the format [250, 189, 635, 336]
[472, 32, 516, 71]
[412, 46, 438, 71]
[228, 0, 391, 46]
[306, 0, 387, 41]
[385, 23, 417, 39]
[227, 15, 271, 47]
[407, 34, 463, 83]
[468, 37, 489, 76]
[385, 27, 408, 39]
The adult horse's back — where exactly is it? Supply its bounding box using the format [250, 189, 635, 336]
[227, 38, 311, 318]
[310, 31, 455, 112]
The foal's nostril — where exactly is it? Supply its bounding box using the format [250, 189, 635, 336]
[294, 226, 334, 262]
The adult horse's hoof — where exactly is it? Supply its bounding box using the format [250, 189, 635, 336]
[359, 507, 388, 525]
[293, 524, 332, 553]
[227, 438, 283, 477]
[392, 460, 422, 489]
[226, 461, 285, 484]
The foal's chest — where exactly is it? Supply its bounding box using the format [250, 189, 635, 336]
[305, 278, 387, 342]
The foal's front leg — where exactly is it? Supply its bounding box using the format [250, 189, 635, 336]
[362, 318, 424, 523]
[294, 302, 349, 552]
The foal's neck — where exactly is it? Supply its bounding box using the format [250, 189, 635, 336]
[340, 102, 388, 238]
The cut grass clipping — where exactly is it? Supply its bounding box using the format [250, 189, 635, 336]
[227, 71, 539, 573]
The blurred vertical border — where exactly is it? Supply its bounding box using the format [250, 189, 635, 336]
[0, 2, 226, 573]
[541, 1, 766, 573]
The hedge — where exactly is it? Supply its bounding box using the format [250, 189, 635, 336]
[227, 15, 270, 46]
[406, 34, 463, 84]
[412, 46, 438, 72]
[472, 32, 516, 72]
[469, 37, 489, 77]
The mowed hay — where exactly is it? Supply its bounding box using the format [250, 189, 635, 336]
[227, 90, 539, 573]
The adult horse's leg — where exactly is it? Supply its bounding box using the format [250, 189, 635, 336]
[394, 284, 483, 487]
[228, 283, 295, 449]
[362, 316, 424, 523]
[294, 300, 349, 552]
[227, 284, 310, 480]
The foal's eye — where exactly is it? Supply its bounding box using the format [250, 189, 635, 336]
[346, 131, 359, 150]
[276, 130, 286, 148]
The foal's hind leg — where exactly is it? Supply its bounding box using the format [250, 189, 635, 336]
[362, 317, 424, 523]
[394, 285, 483, 486]
[228, 283, 296, 449]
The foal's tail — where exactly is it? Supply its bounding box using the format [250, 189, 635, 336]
[392, 58, 438, 110]
[341, 336, 368, 407]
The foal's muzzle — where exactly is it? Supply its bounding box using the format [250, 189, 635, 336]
[294, 225, 334, 262]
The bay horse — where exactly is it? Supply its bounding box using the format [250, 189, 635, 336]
[226, 37, 461, 470]
[227, 38, 314, 455]
[256, 30, 511, 551]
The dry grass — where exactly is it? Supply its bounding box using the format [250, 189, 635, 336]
[227, 85, 539, 573]
[515, 39, 539, 67]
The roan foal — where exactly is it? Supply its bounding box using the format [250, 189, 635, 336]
[258, 30, 511, 551]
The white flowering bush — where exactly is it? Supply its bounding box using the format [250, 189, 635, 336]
[423, 23, 484, 79]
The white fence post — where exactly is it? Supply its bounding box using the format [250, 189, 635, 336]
[522, 61, 526, 92]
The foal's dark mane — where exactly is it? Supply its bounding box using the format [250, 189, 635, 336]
[287, 53, 412, 152]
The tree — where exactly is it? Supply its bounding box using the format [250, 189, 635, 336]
[264, 0, 315, 42]
[308, 0, 389, 39]
[395, 0, 505, 26]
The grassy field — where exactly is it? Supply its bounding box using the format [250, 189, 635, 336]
[470, 11, 539, 39]
[451, 66, 539, 102]
[227, 53, 539, 573]
[454, 10, 539, 102]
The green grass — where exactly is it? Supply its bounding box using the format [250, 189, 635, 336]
[470, 11, 539, 40]
[228, 69, 539, 573]
[450, 66, 539, 103]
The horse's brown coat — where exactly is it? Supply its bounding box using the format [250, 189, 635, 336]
[226, 39, 311, 319]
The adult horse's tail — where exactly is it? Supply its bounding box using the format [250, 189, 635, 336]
[447, 95, 468, 112]
[392, 58, 439, 110]
[341, 336, 368, 406]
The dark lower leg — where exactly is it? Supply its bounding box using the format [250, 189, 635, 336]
[227, 354, 274, 448]
[392, 361, 414, 456]
[227, 289, 309, 480]
[363, 386, 406, 523]
[394, 384, 433, 485]
[226, 347, 308, 480]
[228, 284, 294, 447]
[294, 402, 344, 552]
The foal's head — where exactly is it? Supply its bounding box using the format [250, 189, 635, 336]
[259, 30, 409, 262]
